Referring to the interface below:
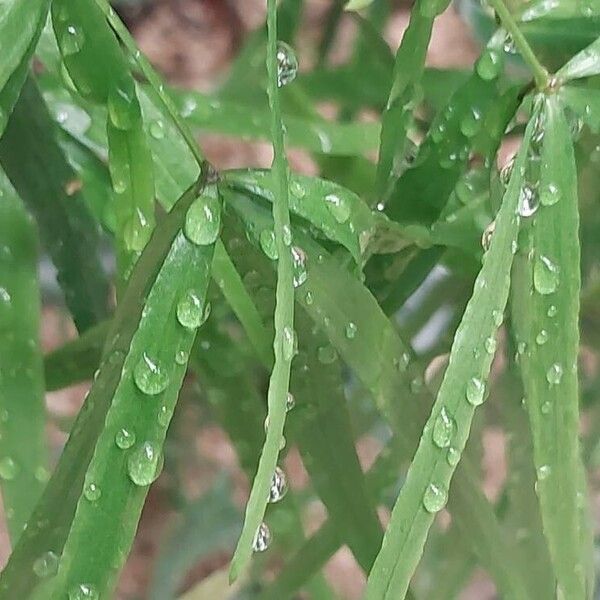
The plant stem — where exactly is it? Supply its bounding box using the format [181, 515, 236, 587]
[488, 0, 549, 89]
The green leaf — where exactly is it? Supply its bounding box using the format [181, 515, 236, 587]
[0, 169, 48, 543]
[229, 1, 296, 581]
[510, 94, 589, 599]
[557, 36, 600, 81]
[363, 104, 538, 600]
[0, 78, 111, 332]
[0, 178, 213, 599]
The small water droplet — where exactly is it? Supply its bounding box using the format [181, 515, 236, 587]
[290, 181, 305, 198]
[175, 349, 189, 365]
[492, 309, 503, 327]
[177, 289, 205, 329]
[533, 255, 559, 295]
[127, 442, 163, 486]
[149, 119, 165, 139]
[282, 225, 292, 246]
[317, 345, 337, 365]
[447, 447, 461, 466]
[547, 305, 558, 318]
[518, 184, 539, 217]
[291, 246, 308, 288]
[541, 400, 552, 415]
[282, 326, 297, 361]
[500, 155, 515, 186]
[503, 33, 517, 54]
[460, 107, 483, 137]
[83, 482, 101, 502]
[115, 428, 136, 450]
[466, 377, 485, 406]
[286, 392, 296, 412]
[134, 353, 169, 395]
[537, 464, 551, 480]
[68, 583, 99, 600]
[324, 193, 350, 224]
[33, 551, 59, 578]
[484, 336, 497, 355]
[259, 229, 278, 260]
[423, 483, 448, 513]
[304, 291, 314, 305]
[0, 457, 18, 480]
[252, 522, 272, 552]
[482, 221, 495, 252]
[184, 191, 221, 246]
[345, 322, 358, 339]
[541, 182, 560, 206]
[536, 330, 549, 345]
[276, 42, 298, 87]
[476, 48, 503, 80]
[410, 377, 424, 394]
[269, 466, 288, 503]
[432, 407, 456, 448]
[61, 24, 85, 56]
[546, 363, 563, 386]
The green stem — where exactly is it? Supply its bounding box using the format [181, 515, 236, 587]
[488, 0, 549, 89]
[94, 0, 207, 169]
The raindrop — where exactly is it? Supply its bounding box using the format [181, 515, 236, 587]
[61, 24, 85, 56]
[268, 466, 288, 503]
[547, 305, 558, 318]
[127, 441, 163, 486]
[115, 428, 135, 450]
[481, 221, 495, 252]
[108, 78, 137, 131]
[83, 482, 101, 502]
[492, 309, 503, 327]
[69, 584, 99, 600]
[158, 405, 173, 427]
[500, 155, 515, 186]
[175, 349, 189, 365]
[503, 33, 517, 54]
[0, 457, 18, 480]
[290, 181, 305, 198]
[133, 353, 169, 396]
[276, 42, 298, 87]
[541, 182, 560, 207]
[476, 48, 503, 80]
[546, 363, 563, 386]
[252, 522, 272, 552]
[423, 483, 448, 513]
[304, 291, 314, 305]
[533, 255, 559, 295]
[410, 377, 424, 394]
[447, 447, 461, 467]
[291, 246, 308, 288]
[536, 330, 549, 346]
[317, 345, 337, 365]
[324, 193, 350, 224]
[541, 400, 552, 415]
[466, 377, 485, 406]
[345, 322, 358, 340]
[394, 352, 411, 372]
[537, 464, 551, 480]
[432, 407, 456, 449]
[286, 392, 296, 412]
[484, 336, 497, 355]
[184, 196, 221, 246]
[33, 551, 59, 578]
[282, 224, 292, 246]
[149, 119, 165, 139]
[177, 289, 205, 329]
[518, 184, 539, 217]
[282, 326, 297, 361]
[259, 229, 278, 260]
[460, 107, 483, 137]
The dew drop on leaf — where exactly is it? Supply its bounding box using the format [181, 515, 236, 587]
[134, 353, 169, 396]
[33, 551, 59, 578]
[252, 522, 272, 552]
[149, 119, 165, 139]
[175, 349, 189, 365]
[533, 255, 559, 295]
[460, 107, 482, 138]
[268, 466, 288, 503]
[68, 583, 99, 600]
[127, 442, 163, 486]
[176, 289, 205, 329]
[184, 193, 221, 246]
[541, 182, 560, 206]
[61, 25, 85, 56]
[518, 184, 539, 217]
[432, 407, 456, 449]
[282, 326, 297, 361]
[546, 363, 563, 386]
[259, 229, 278, 260]
[115, 428, 136, 450]
[0, 457, 18, 480]
[466, 377, 485, 406]
[481, 221, 495, 252]
[317, 344, 337, 364]
[547, 305, 558, 318]
[537, 465, 551, 480]
[158, 405, 173, 427]
[345, 322, 358, 340]
[476, 48, 503, 80]
[423, 483, 448, 513]
[276, 41, 298, 87]
[286, 392, 296, 412]
[536, 330, 549, 346]
[108, 78, 137, 131]
[484, 336, 497, 355]
[324, 193, 350, 224]
[83, 482, 101, 502]
[447, 447, 461, 466]
[291, 246, 308, 288]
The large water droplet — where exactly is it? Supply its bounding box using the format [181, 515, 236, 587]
[68, 584, 99, 600]
[476, 48, 503, 80]
[134, 353, 169, 396]
[518, 184, 539, 217]
[466, 377, 485, 406]
[176, 289, 205, 329]
[115, 428, 135, 450]
[184, 192, 221, 246]
[533, 255, 559, 295]
[291, 246, 308, 288]
[0, 457, 18, 480]
[33, 551, 59, 578]
[269, 466, 288, 503]
[61, 24, 85, 56]
[127, 442, 163, 486]
[423, 483, 448, 513]
[276, 42, 298, 87]
[259, 229, 278, 260]
[432, 407, 456, 449]
[324, 193, 350, 224]
[546, 363, 563, 386]
[252, 522, 272, 552]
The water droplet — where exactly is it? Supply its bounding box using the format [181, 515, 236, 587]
[269, 466, 288, 503]
[541, 400, 552, 415]
[484, 336, 497, 355]
[33, 551, 59, 578]
[317, 345, 337, 364]
[324, 193, 350, 224]
[447, 447, 461, 466]
[410, 377, 424, 394]
[84, 482, 101, 502]
[286, 392, 296, 412]
[282, 326, 297, 361]
[546, 363, 563, 386]
[500, 155, 515, 186]
[482, 221, 495, 252]
[533, 255, 559, 295]
[492, 309, 503, 327]
[127, 441, 163, 486]
[460, 107, 482, 137]
[476, 48, 503, 80]
[547, 305, 558, 318]
[541, 182, 560, 206]
[108, 78, 137, 130]
[177, 289, 205, 329]
[394, 352, 411, 372]
[503, 33, 517, 54]
[134, 353, 169, 395]
[537, 464, 551, 480]
[282, 225, 292, 246]
[0, 457, 18, 480]
[68, 584, 98, 600]
[345, 322, 358, 339]
[35, 466, 50, 483]
[252, 522, 272, 552]
[115, 428, 135, 450]
[123, 208, 152, 252]
[184, 191, 221, 246]
[276, 42, 298, 87]
[423, 483, 448, 513]
[61, 24, 85, 56]
[149, 119, 165, 139]
[536, 330, 549, 345]
[518, 184, 539, 217]
[466, 377, 485, 406]
[259, 229, 278, 260]
[291, 246, 308, 288]
[158, 405, 173, 427]
[432, 407, 456, 448]
[304, 291, 314, 305]
[290, 181, 305, 198]
[175, 349, 189, 365]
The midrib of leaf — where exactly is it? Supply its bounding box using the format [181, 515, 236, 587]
[229, 0, 296, 581]
[509, 94, 589, 599]
[363, 109, 539, 600]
